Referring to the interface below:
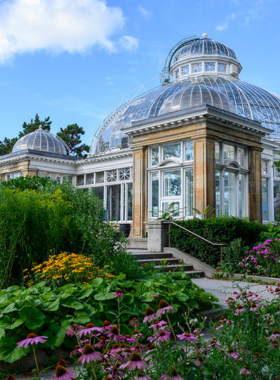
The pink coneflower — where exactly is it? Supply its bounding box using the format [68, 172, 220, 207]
[78, 344, 102, 364]
[215, 323, 224, 331]
[161, 367, 183, 380]
[132, 329, 143, 340]
[269, 329, 280, 339]
[107, 326, 125, 342]
[71, 345, 83, 355]
[146, 344, 156, 354]
[269, 339, 278, 348]
[250, 303, 259, 312]
[17, 333, 48, 349]
[95, 335, 108, 348]
[151, 294, 159, 298]
[120, 352, 147, 371]
[66, 323, 84, 337]
[234, 305, 245, 315]
[156, 300, 174, 318]
[54, 365, 76, 380]
[143, 307, 156, 323]
[125, 334, 137, 344]
[225, 297, 235, 304]
[135, 370, 151, 379]
[239, 367, 251, 375]
[114, 288, 124, 297]
[226, 320, 234, 324]
[177, 333, 197, 342]
[156, 330, 171, 343]
[149, 320, 167, 330]
[78, 323, 103, 337]
[130, 317, 139, 327]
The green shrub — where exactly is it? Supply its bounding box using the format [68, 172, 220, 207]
[220, 238, 249, 274]
[0, 175, 58, 191]
[169, 216, 267, 267]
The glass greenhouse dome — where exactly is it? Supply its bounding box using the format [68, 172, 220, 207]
[91, 36, 280, 156]
[13, 126, 69, 155]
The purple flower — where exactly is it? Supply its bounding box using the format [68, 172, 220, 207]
[177, 332, 196, 342]
[135, 371, 151, 380]
[149, 320, 167, 330]
[66, 324, 84, 337]
[17, 333, 48, 349]
[78, 323, 103, 337]
[114, 289, 124, 297]
[54, 365, 76, 380]
[78, 344, 102, 364]
[239, 368, 251, 375]
[156, 330, 171, 343]
[151, 294, 159, 298]
[120, 352, 147, 371]
[161, 367, 183, 380]
[156, 300, 174, 318]
[130, 318, 139, 327]
[107, 326, 125, 342]
[143, 307, 156, 324]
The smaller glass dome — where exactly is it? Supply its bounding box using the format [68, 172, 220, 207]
[174, 38, 238, 62]
[159, 84, 237, 115]
[12, 126, 69, 155]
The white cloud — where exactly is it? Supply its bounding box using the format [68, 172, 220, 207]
[138, 5, 151, 19]
[0, 0, 138, 63]
[216, 22, 229, 31]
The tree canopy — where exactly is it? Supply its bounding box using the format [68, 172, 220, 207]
[57, 124, 90, 158]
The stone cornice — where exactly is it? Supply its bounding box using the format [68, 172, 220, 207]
[124, 105, 270, 138]
[76, 151, 133, 165]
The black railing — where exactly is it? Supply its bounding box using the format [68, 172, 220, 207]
[163, 221, 228, 263]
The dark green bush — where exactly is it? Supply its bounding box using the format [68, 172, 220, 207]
[169, 216, 268, 267]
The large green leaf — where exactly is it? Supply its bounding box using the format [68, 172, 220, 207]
[0, 315, 24, 330]
[44, 299, 60, 312]
[78, 287, 94, 299]
[0, 337, 27, 363]
[44, 326, 66, 350]
[73, 311, 90, 324]
[2, 302, 18, 314]
[175, 293, 189, 302]
[61, 297, 83, 310]
[83, 304, 97, 317]
[19, 307, 46, 330]
[89, 278, 103, 287]
[123, 294, 134, 304]
[94, 292, 116, 301]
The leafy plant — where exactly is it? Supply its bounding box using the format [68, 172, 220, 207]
[221, 238, 248, 274]
[193, 205, 216, 219]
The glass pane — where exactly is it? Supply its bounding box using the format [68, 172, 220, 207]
[224, 172, 236, 216]
[224, 144, 235, 161]
[261, 160, 268, 175]
[205, 62, 215, 72]
[119, 168, 130, 181]
[152, 172, 159, 217]
[218, 63, 226, 73]
[96, 172, 104, 183]
[94, 186, 104, 201]
[152, 147, 159, 166]
[239, 174, 246, 218]
[262, 178, 269, 220]
[182, 66, 189, 75]
[185, 141, 193, 161]
[107, 185, 121, 221]
[163, 144, 181, 160]
[107, 170, 117, 182]
[275, 168, 280, 178]
[163, 170, 181, 196]
[192, 63, 202, 73]
[162, 202, 169, 213]
[185, 169, 193, 216]
[238, 148, 245, 167]
[215, 172, 220, 216]
[77, 175, 84, 186]
[127, 183, 133, 221]
[87, 174, 94, 185]
[274, 182, 280, 221]
[215, 142, 220, 162]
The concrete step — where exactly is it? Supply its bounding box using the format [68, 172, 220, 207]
[138, 258, 180, 265]
[128, 238, 148, 250]
[154, 264, 194, 272]
[130, 252, 173, 260]
[185, 271, 205, 278]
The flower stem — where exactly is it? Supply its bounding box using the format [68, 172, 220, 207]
[91, 363, 97, 380]
[166, 313, 177, 348]
[32, 345, 40, 380]
[118, 297, 121, 333]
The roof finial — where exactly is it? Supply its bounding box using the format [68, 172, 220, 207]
[202, 33, 208, 39]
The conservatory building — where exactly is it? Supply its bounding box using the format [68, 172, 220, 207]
[1, 34, 280, 237]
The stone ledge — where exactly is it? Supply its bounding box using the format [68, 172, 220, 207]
[163, 247, 216, 278]
[222, 273, 280, 284]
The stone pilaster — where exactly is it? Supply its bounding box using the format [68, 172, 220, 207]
[193, 137, 216, 216]
[131, 147, 148, 237]
[248, 146, 263, 223]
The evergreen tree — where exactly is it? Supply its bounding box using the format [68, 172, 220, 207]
[18, 114, 52, 138]
[0, 137, 18, 156]
[57, 124, 90, 158]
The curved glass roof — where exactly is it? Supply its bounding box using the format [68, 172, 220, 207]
[13, 127, 68, 155]
[159, 84, 237, 115]
[174, 39, 238, 62]
[92, 76, 280, 155]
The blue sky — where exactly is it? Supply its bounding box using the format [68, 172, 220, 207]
[0, 0, 279, 147]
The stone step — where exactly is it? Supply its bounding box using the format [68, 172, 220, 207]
[154, 264, 194, 272]
[138, 258, 180, 265]
[185, 271, 205, 278]
[130, 252, 173, 260]
[128, 238, 148, 250]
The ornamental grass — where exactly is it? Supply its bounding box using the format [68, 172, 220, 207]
[23, 252, 114, 287]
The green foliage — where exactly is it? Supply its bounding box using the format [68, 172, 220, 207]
[0, 275, 217, 363]
[221, 238, 248, 274]
[57, 123, 90, 158]
[0, 137, 18, 156]
[18, 114, 51, 138]
[169, 216, 267, 267]
[193, 205, 216, 219]
[0, 175, 58, 191]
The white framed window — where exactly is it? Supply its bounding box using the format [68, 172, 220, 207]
[5, 171, 21, 180]
[218, 63, 226, 73]
[174, 69, 179, 79]
[205, 62, 215, 72]
[151, 146, 159, 166]
[119, 168, 130, 181]
[163, 143, 181, 160]
[185, 141, 193, 161]
[182, 65, 189, 75]
[107, 170, 117, 182]
[163, 170, 181, 197]
[192, 63, 202, 73]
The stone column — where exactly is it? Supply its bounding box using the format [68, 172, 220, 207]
[248, 146, 263, 222]
[131, 146, 148, 237]
[193, 137, 216, 216]
[148, 220, 169, 252]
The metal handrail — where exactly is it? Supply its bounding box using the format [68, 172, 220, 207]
[163, 221, 228, 263]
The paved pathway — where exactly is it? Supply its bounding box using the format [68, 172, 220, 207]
[192, 277, 275, 303]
